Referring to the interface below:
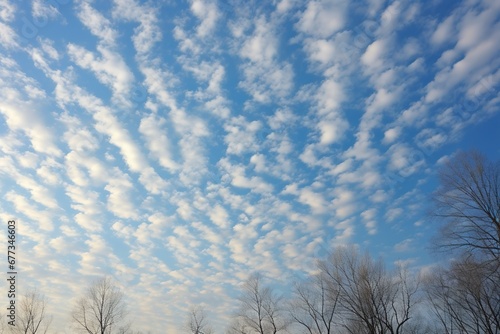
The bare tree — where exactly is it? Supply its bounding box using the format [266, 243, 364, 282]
[226, 319, 249, 334]
[71, 277, 130, 334]
[423, 255, 500, 334]
[289, 271, 340, 334]
[318, 246, 420, 334]
[186, 306, 213, 334]
[425, 150, 500, 333]
[10, 290, 52, 334]
[432, 150, 500, 260]
[230, 273, 287, 334]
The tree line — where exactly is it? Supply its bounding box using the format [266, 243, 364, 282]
[2, 150, 499, 333]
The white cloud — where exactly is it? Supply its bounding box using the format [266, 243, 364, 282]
[148, 213, 172, 232]
[376, 1, 419, 37]
[0, 0, 16, 22]
[65, 184, 104, 231]
[276, 0, 297, 13]
[112, 0, 162, 55]
[333, 218, 355, 244]
[173, 26, 201, 54]
[138, 64, 210, 186]
[456, 3, 498, 51]
[59, 113, 100, 152]
[329, 158, 353, 176]
[426, 2, 500, 103]
[111, 221, 135, 241]
[318, 120, 344, 145]
[79, 234, 125, 276]
[219, 159, 274, 194]
[400, 38, 421, 61]
[67, 44, 134, 106]
[361, 38, 390, 74]
[167, 230, 200, 264]
[250, 154, 266, 173]
[105, 168, 139, 220]
[233, 222, 258, 241]
[365, 0, 385, 17]
[5, 191, 54, 231]
[366, 88, 399, 116]
[387, 143, 425, 177]
[267, 108, 297, 130]
[238, 15, 294, 103]
[383, 127, 401, 144]
[377, 0, 401, 35]
[224, 116, 262, 155]
[240, 16, 277, 63]
[138, 167, 169, 195]
[32, 0, 60, 19]
[190, 0, 219, 37]
[398, 101, 428, 127]
[173, 199, 192, 221]
[76, 1, 117, 45]
[0, 156, 58, 209]
[431, 15, 456, 46]
[332, 187, 357, 219]
[296, 0, 348, 38]
[407, 57, 424, 72]
[181, 60, 225, 95]
[303, 38, 336, 67]
[204, 94, 230, 118]
[228, 238, 248, 264]
[65, 156, 89, 187]
[36, 158, 63, 186]
[315, 79, 348, 145]
[192, 221, 223, 245]
[394, 238, 413, 252]
[370, 189, 389, 203]
[209, 205, 230, 229]
[16, 174, 58, 209]
[386, 207, 403, 222]
[298, 188, 329, 214]
[65, 151, 108, 185]
[239, 61, 294, 103]
[343, 133, 382, 175]
[0, 101, 62, 157]
[50, 81, 168, 193]
[17, 151, 38, 169]
[416, 128, 448, 151]
[139, 113, 179, 172]
[317, 78, 345, 113]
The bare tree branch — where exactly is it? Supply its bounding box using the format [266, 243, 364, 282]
[289, 270, 341, 334]
[72, 277, 130, 334]
[11, 290, 52, 334]
[318, 246, 420, 334]
[230, 273, 287, 334]
[432, 150, 500, 260]
[423, 255, 500, 334]
[186, 306, 213, 334]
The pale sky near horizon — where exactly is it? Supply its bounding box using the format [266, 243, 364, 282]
[0, 0, 499, 332]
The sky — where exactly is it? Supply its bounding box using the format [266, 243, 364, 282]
[0, 0, 499, 332]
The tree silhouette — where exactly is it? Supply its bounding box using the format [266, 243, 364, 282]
[12, 290, 52, 334]
[71, 277, 130, 334]
[433, 150, 500, 260]
[230, 273, 287, 334]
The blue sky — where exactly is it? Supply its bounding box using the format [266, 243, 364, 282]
[0, 0, 499, 332]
